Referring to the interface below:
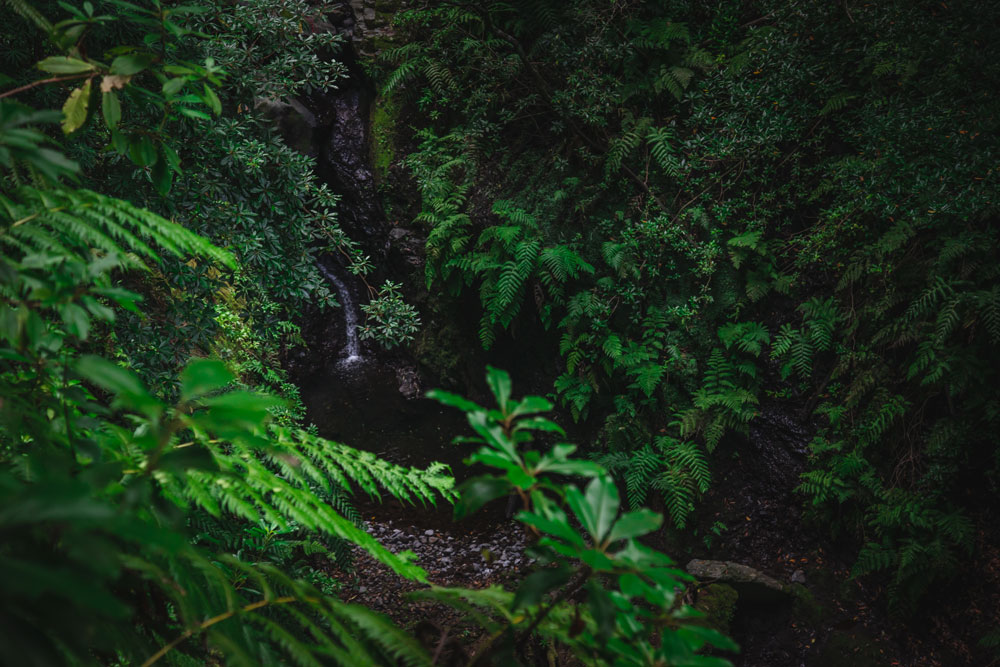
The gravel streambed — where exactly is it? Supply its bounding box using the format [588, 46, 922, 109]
[330, 516, 531, 623]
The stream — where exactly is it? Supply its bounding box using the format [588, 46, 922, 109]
[316, 262, 362, 366]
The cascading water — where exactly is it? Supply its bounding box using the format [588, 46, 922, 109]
[318, 263, 362, 366]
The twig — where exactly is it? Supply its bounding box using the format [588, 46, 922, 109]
[142, 595, 314, 666]
[0, 73, 94, 99]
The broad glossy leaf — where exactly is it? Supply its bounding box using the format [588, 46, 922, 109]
[507, 465, 536, 489]
[202, 83, 221, 114]
[466, 410, 517, 459]
[162, 77, 186, 97]
[587, 582, 616, 640]
[567, 476, 620, 541]
[110, 53, 153, 75]
[37, 56, 95, 74]
[579, 549, 615, 571]
[512, 566, 571, 610]
[607, 509, 662, 542]
[150, 154, 171, 194]
[426, 388, 481, 413]
[454, 475, 510, 520]
[512, 416, 565, 435]
[128, 135, 156, 166]
[101, 90, 120, 130]
[485, 365, 511, 412]
[75, 355, 161, 417]
[585, 475, 620, 542]
[180, 358, 233, 401]
[618, 572, 646, 598]
[61, 80, 91, 134]
[510, 394, 552, 417]
[516, 510, 584, 546]
[61, 302, 90, 339]
[538, 459, 604, 478]
[676, 624, 740, 653]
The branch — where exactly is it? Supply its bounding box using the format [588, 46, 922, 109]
[516, 566, 591, 654]
[0, 73, 94, 99]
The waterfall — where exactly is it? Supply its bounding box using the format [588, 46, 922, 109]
[318, 263, 362, 365]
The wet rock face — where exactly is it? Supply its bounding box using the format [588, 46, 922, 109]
[319, 84, 382, 244]
[347, 0, 403, 56]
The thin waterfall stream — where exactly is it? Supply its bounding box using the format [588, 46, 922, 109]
[317, 263, 362, 366]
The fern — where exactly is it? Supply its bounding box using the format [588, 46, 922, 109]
[718, 321, 770, 356]
[1, 186, 235, 270]
[153, 426, 456, 583]
[646, 126, 679, 176]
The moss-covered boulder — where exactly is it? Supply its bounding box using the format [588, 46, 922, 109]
[694, 583, 740, 635]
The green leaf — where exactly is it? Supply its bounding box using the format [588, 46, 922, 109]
[512, 566, 572, 610]
[426, 389, 481, 413]
[180, 358, 233, 401]
[37, 56, 95, 74]
[512, 416, 565, 435]
[150, 155, 171, 195]
[466, 411, 517, 459]
[160, 142, 181, 174]
[676, 624, 740, 653]
[618, 572, 646, 598]
[110, 127, 128, 154]
[567, 476, 620, 542]
[177, 107, 210, 120]
[197, 391, 283, 413]
[110, 53, 153, 76]
[129, 135, 156, 167]
[75, 355, 162, 417]
[61, 80, 91, 135]
[202, 83, 221, 115]
[61, 303, 90, 340]
[517, 510, 584, 546]
[454, 475, 510, 520]
[510, 395, 552, 417]
[485, 366, 512, 412]
[101, 90, 120, 130]
[579, 548, 616, 571]
[587, 582, 616, 640]
[162, 77, 186, 97]
[607, 509, 662, 542]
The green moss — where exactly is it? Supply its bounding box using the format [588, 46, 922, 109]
[694, 584, 739, 635]
[371, 92, 400, 183]
[787, 583, 827, 626]
[413, 317, 466, 388]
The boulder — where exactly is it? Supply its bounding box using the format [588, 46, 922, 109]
[686, 559, 789, 599]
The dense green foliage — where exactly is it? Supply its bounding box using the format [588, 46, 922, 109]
[0, 0, 740, 662]
[424, 367, 738, 665]
[3, 0, 999, 662]
[0, 1, 454, 662]
[383, 0, 999, 613]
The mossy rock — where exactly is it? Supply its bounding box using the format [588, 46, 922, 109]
[694, 583, 739, 635]
[371, 92, 400, 183]
[787, 583, 827, 626]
